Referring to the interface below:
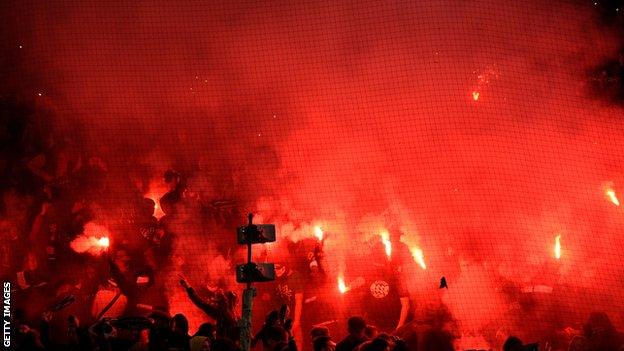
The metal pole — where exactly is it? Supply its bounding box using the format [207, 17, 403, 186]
[240, 213, 256, 351]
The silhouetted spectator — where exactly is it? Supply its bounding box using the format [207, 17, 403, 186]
[261, 325, 297, 351]
[503, 336, 524, 351]
[580, 312, 624, 351]
[357, 338, 389, 351]
[168, 313, 191, 351]
[180, 278, 239, 341]
[336, 317, 368, 351]
[190, 323, 216, 351]
[364, 326, 378, 340]
[313, 335, 336, 351]
[211, 337, 241, 351]
[310, 326, 330, 340]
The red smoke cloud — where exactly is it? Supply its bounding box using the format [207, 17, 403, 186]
[3, 0, 624, 347]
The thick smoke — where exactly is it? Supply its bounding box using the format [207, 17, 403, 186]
[2, 0, 624, 348]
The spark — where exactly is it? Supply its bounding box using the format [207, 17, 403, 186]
[472, 91, 480, 101]
[554, 235, 561, 260]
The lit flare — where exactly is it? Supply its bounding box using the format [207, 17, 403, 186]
[411, 247, 427, 269]
[98, 237, 110, 248]
[314, 226, 324, 241]
[70, 222, 111, 256]
[606, 189, 620, 206]
[380, 230, 392, 257]
[338, 277, 348, 294]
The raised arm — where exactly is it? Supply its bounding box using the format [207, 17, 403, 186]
[180, 279, 219, 317]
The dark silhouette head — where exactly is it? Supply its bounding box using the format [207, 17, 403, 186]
[359, 338, 390, 351]
[261, 325, 288, 351]
[347, 316, 367, 336]
[310, 326, 330, 340]
[141, 197, 156, 216]
[211, 337, 240, 351]
[364, 325, 379, 339]
[503, 336, 524, 351]
[313, 335, 336, 351]
[195, 322, 216, 338]
[171, 313, 189, 336]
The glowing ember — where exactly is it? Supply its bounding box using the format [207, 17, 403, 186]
[411, 247, 427, 269]
[472, 91, 480, 101]
[606, 189, 620, 206]
[554, 235, 561, 260]
[380, 230, 392, 257]
[338, 277, 348, 294]
[314, 226, 324, 241]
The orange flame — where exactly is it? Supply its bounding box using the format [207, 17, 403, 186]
[411, 247, 427, 269]
[314, 226, 324, 241]
[380, 231, 392, 257]
[554, 235, 561, 260]
[147, 193, 166, 219]
[472, 91, 480, 101]
[338, 277, 348, 294]
[145, 180, 169, 220]
[606, 189, 620, 206]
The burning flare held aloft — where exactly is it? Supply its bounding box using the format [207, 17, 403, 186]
[605, 188, 620, 206]
[554, 235, 561, 260]
[314, 226, 324, 241]
[338, 277, 348, 294]
[411, 247, 427, 269]
[70, 222, 111, 256]
[380, 230, 392, 258]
